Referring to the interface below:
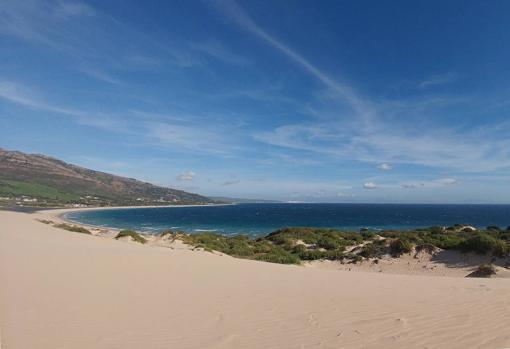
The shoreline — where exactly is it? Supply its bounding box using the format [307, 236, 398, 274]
[45, 203, 233, 230]
[32, 207, 510, 279]
[2, 208, 510, 348]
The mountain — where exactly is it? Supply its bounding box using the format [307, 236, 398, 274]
[0, 148, 214, 207]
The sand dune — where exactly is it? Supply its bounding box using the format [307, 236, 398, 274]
[1, 209, 510, 349]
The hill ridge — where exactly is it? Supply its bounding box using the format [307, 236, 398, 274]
[0, 148, 213, 207]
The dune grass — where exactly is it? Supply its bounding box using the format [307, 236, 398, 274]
[54, 223, 91, 234]
[115, 230, 147, 244]
[466, 264, 497, 278]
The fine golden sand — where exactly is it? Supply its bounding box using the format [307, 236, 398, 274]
[1, 209, 510, 349]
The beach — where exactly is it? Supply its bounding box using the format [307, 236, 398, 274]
[1, 208, 510, 349]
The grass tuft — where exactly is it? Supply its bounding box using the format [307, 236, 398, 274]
[54, 223, 91, 234]
[115, 230, 147, 244]
[466, 264, 497, 278]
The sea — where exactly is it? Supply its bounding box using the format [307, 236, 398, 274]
[63, 203, 510, 237]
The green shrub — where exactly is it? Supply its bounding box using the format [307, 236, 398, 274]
[346, 253, 363, 264]
[360, 231, 376, 239]
[227, 236, 254, 256]
[115, 230, 147, 244]
[415, 243, 437, 254]
[54, 223, 91, 235]
[164, 224, 510, 265]
[390, 238, 413, 257]
[253, 241, 274, 254]
[296, 249, 327, 261]
[323, 250, 346, 261]
[359, 240, 387, 258]
[255, 249, 300, 264]
[460, 233, 509, 256]
[160, 230, 175, 237]
[316, 236, 342, 250]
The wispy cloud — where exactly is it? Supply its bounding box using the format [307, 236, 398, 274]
[0, 78, 244, 154]
[211, 0, 375, 120]
[0, 79, 129, 132]
[189, 40, 249, 65]
[0, 0, 233, 86]
[222, 179, 241, 186]
[400, 178, 458, 189]
[0, 80, 79, 115]
[255, 119, 510, 172]
[143, 121, 238, 155]
[78, 66, 122, 85]
[211, 1, 510, 174]
[418, 73, 456, 89]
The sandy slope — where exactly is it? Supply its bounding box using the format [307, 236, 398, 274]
[1, 210, 510, 349]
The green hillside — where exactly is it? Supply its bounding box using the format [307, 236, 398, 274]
[0, 148, 215, 208]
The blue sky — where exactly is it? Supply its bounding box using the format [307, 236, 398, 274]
[1, 0, 510, 203]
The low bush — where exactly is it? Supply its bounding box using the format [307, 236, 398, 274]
[459, 233, 509, 256]
[390, 238, 413, 257]
[160, 230, 174, 237]
[255, 249, 301, 264]
[359, 240, 387, 258]
[415, 243, 437, 254]
[166, 224, 510, 265]
[466, 264, 497, 278]
[54, 223, 91, 235]
[115, 230, 147, 244]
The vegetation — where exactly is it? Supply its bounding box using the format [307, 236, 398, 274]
[37, 219, 54, 225]
[466, 264, 497, 278]
[255, 248, 301, 264]
[0, 148, 216, 207]
[167, 225, 510, 265]
[54, 223, 91, 234]
[115, 230, 147, 244]
[390, 238, 413, 257]
[0, 179, 81, 201]
[459, 233, 509, 257]
[359, 240, 387, 258]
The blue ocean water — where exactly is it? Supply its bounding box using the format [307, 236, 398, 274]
[64, 203, 510, 237]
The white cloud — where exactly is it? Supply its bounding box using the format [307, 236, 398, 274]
[176, 171, 195, 181]
[378, 163, 392, 171]
[363, 182, 378, 189]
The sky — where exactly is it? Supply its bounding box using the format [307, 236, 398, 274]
[1, 0, 510, 203]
